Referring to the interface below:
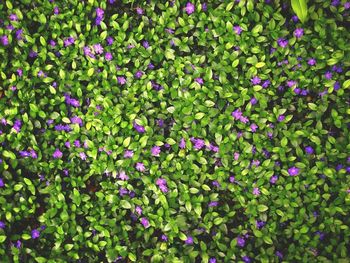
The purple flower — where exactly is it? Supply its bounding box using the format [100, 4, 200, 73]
[124, 150, 134, 158]
[161, 234, 168, 241]
[105, 52, 113, 61]
[185, 236, 194, 245]
[29, 50, 38, 58]
[142, 41, 150, 49]
[96, 8, 104, 18]
[79, 152, 87, 160]
[179, 138, 186, 149]
[242, 256, 251, 263]
[0, 221, 5, 229]
[308, 58, 316, 66]
[185, 2, 195, 15]
[64, 37, 75, 47]
[30, 150, 37, 159]
[209, 258, 217, 263]
[262, 80, 271, 88]
[54, 6, 59, 14]
[13, 119, 22, 132]
[195, 77, 204, 85]
[133, 122, 145, 133]
[253, 187, 260, 196]
[71, 116, 83, 126]
[9, 14, 18, 21]
[232, 109, 243, 120]
[136, 162, 145, 172]
[193, 138, 205, 150]
[256, 220, 266, 229]
[106, 36, 114, 45]
[15, 240, 22, 248]
[93, 44, 104, 54]
[53, 148, 63, 159]
[251, 76, 261, 85]
[324, 71, 332, 80]
[31, 229, 40, 239]
[277, 38, 288, 48]
[74, 140, 81, 148]
[151, 146, 161, 156]
[287, 80, 297, 87]
[119, 171, 129, 181]
[136, 7, 144, 15]
[0, 178, 4, 188]
[345, 2, 350, 9]
[237, 236, 245, 247]
[16, 29, 23, 40]
[117, 76, 126, 85]
[277, 115, 285, 122]
[209, 201, 218, 207]
[288, 166, 300, 176]
[250, 97, 258, 105]
[334, 81, 340, 91]
[292, 15, 299, 22]
[1, 35, 9, 46]
[135, 71, 143, 79]
[250, 123, 258, 132]
[305, 146, 314, 155]
[294, 28, 304, 38]
[331, 0, 340, 6]
[141, 218, 150, 228]
[270, 175, 278, 184]
[135, 206, 142, 215]
[233, 25, 242, 35]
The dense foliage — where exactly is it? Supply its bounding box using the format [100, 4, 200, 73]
[1, 0, 350, 262]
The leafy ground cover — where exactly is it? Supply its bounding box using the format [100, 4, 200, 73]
[0, 0, 350, 262]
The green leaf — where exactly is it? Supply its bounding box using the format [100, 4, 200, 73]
[0, 236, 6, 243]
[38, 14, 47, 24]
[120, 200, 131, 209]
[128, 253, 137, 262]
[343, 79, 350, 89]
[3, 150, 16, 160]
[291, 0, 308, 23]
[258, 205, 269, 212]
[88, 68, 94, 77]
[40, 36, 46, 46]
[24, 178, 32, 186]
[30, 103, 39, 112]
[14, 184, 23, 191]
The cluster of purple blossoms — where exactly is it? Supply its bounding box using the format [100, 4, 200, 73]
[190, 137, 205, 150]
[133, 122, 145, 133]
[277, 38, 288, 48]
[95, 8, 104, 26]
[19, 149, 37, 159]
[156, 178, 168, 193]
[13, 119, 22, 132]
[185, 2, 195, 15]
[54, 124, 72, 132]
[288, 166, 300, 176]
[232, 109, 249, 123]
[64, 93, 80, 107]
[135, 162, 145, 172]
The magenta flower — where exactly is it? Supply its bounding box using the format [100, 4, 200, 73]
[53, 149, 63, 159]
[117, 76, 126, 85]
[96, 8, 104, 18]
[135, 206, 142, 215]
[233, 25, 242, 35]
[251, 76, 261, 85]
[232, 109, 243, 120]
[277, 115, 285, 122]
[136, 162, 145, 172]
[133, 122, 145, 133]
[141, 217, 150, 228]
[124, 150, 134, 158]
[136, 7, 144, 15]
[234, 152, 240, 161]
[185, 236, 194, 245]
[253, 187, 260, 196]
[192, 138, 205, 150]
[0, 178, 4, 188]
[179, 138, 186, 149]
[195, 78, 204, 85]
[105, 52, 113, 61]
[1, 35, 9, 46]
[79, 152, 87, 160]
[93, 44, 104, 54]
[288, 166, 300, 176]
[305, 146, 314, 155]
[324, 71, 332, 80]
[151, 146, 161, 156]
[270, 175, 278, 184]
[119, 171, 129, 181]
[250, 123, 258, 132]
[185, 2, 195, 14]
[54, 6, 59, 14]
[31, 229, 40, 239]
[0, 221, 5, 229]
[237, 236, 245, 247]
[294, 28, 304, 38]
[277, 38, 288, 48]
[308, 58, 316, 66]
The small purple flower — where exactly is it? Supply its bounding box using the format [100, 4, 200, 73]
[135, 71, 143, 79]
[209, 201, 218, 207]
[234, 152, 240, 161]
[151, 146, 161, 156]
[136, 162, 145, 172]
[345, 2, 350, 9]
[331, 0, 340, 7]
[277, 38, 288, 48]
[96, 8, 104, 18]
[53, 148, 63, 159]
[161, 234, 168, 241]
[233, 25, 242, 35]
[54, 6, 59, 14]
[292, 15, 299, 22]
[305, 146, 314, 155]
[250, 97, 258, 105]
[294, 28, 304, 38]
[141, 218, 150, 228]
[74, 140, 81, 148]
[124, 150, 134, 158]
[119, 171, 129, 181]
[324, 71, 332, 80]
[179, 138, 186, 149]
[209, 258, 217, 263]
[15, 240, 22, 248]
[185, 236, 194, 245]
[79, 152, 87, 160]
[0, 221, 5, 229]
[1, 35, 9, 46]
[270, 175, 278, 184]
[136, 7, 144, 15]
[135, 206, 142, 215]
[142, 41, 150, 49]
[193, 138, 205, 150]
[93, 44, 104, 54]
[105, 52, 113, 61]
[251, 76, 261, 85]
[106, 36, 114, 45]
[308, 58, 316, 66]
[16, 29, 23, 40]
[13, 119, 22, 132]
[29, 50, 38, 58]
[237, 236, 245, 247]
[31, 229, 40, 239]
[334, 81, 340, 91]
[253, 187, 260, 196]
[242, 256, 251, 263]
[185, 2, 195, 15]
[256, 220, 266, 229]
[117, 76, 126, 85]
[288, 166, 300, 176]
[277, 115, 285, 122]
[133, 122, 145, 133]
[0, 178, 4, 188]
[287, 80, 297, 87]
[195, 77, 204, 85]
[250, 123, 258, 132]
